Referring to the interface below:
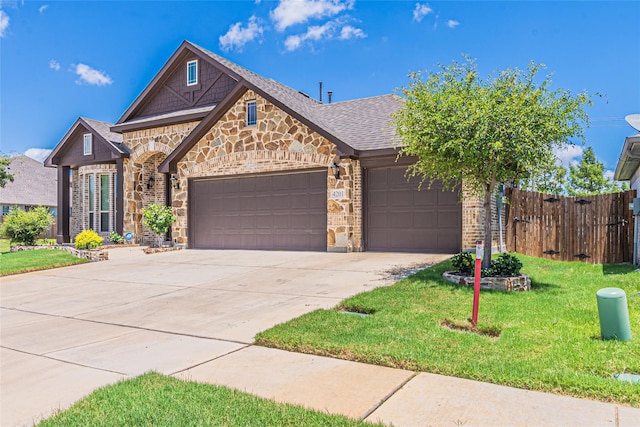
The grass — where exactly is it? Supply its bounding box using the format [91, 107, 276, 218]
[0, 243, 89, 275]
[256, 255, 640, 406]
[38, 372, 380, 427]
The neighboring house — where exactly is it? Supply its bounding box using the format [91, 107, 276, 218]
[46, 40, 499, 253]
[0, 155, 57, 215]
[614, 130, 640, 264]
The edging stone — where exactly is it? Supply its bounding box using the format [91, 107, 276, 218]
[10, 245, 109, 262]
[442, 271, 531, 291]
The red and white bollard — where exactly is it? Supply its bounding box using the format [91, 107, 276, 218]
[472, 240, 483, 327]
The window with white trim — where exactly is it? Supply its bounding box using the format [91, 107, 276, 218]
[187, 60, 198, 86]
[246, 101, 257, 126]
[83, 134, 92, 155]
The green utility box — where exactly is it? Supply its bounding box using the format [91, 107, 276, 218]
[596, 288, 632, 341]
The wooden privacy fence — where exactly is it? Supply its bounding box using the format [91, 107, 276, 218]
[505, 188, 637, 264]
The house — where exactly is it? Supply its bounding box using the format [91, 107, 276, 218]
[46, 41, 498, 253]
[614, 129, 640, 264]
[0, 155, 57, 215]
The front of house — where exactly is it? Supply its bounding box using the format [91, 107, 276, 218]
[46, 41, 497, 253]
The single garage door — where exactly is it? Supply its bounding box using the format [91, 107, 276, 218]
[365, 167, 461, 253]
[190, 170, 327, 250]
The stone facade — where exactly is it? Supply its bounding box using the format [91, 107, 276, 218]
[121, 122, 200, 245]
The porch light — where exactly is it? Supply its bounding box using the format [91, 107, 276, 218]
[331, 162, 340, 180]
[171, 175, 180, 189]
[147, 176, 155, 189]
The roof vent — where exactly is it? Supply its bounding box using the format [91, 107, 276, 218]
[328, 90, 333, 104]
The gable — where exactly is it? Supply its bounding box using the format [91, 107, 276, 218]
[45, 118, 127, 168]
[117, 43, 239, 125]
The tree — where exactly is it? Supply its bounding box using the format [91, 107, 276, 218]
[525, 159, 567, 195]
[0, 206, 54, 245]
[393, 57, 592, 267]
[0, 156, 14, 188]
[567, 146, 624, 195]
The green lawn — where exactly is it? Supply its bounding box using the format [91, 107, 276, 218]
[0, 238, 10, 254]
[256, 255, 640, 406]
[0, 247, 89, 276]
[38, 372, 380, 427]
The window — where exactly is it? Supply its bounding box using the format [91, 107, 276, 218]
[2, 205, 10, 215]
[100, 175, 110, 232]
[83, 134, 92, 155]
[246, 101, 257, 126]
[88, 174, 95, 230]
[187, 60, 198, 86]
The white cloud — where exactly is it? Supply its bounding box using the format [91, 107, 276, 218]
[49, 59, 60, 71]
[271, 0, 354, 32]
[554, 144, 584, 167]
[219, 15, 264, 52]
[339, 25, 366, 40]
[412, 3, 433, 22]
[74, 63, 113, 86]
[24, 148, 52, 162]
[447, 19, 460, 28]
[603, 170, 615, 181]
[0, 10, 9, 37]
[38, 4, 48, 14]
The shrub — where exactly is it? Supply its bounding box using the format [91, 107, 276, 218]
[489, 253, 523, 277]
[75, 229, 103, 249]
[109, 231, 124, 244]
[142, 203, 176, 246]
[451, 252, 474, 275]
[0, 206, 54, 245]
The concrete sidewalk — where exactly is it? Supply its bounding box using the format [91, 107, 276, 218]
[1, 247, 639, 426]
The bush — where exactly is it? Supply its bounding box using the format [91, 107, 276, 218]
[489, 253, 523, 277]
[109, 231, 124, 244]
[450, 252, 523, 277]
[451, 252, 474, 275]
[0, 206, 54, 245]
[142, 203, 176, 247]
[75, 229, 103, 249]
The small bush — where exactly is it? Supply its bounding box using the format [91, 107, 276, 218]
[489, 253, 523, 277]
[0, 206, 54, 245]
[75, 229, 103, 249]
[109, 231, 124, 244]
[451, 252, 474, 275]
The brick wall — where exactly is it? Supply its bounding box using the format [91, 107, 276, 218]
[461, 185, 506, 253]
[74, 164, 117, 240]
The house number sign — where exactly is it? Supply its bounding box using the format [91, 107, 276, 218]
[330, 189, 346, 200]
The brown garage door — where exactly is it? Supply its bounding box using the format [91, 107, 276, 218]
[190, 170, 327, 250]
[365, 167, 461, 253]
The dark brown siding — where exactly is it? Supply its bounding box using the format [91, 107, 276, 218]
[137, 55, 237, 118]
[52, 126, 116, 167]
[365, 167, 461, 253]
[189, 171, 327, 251]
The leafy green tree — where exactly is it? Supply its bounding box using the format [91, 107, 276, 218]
[0, 156, 14, 188]
[0, 206, 54, 245]
[567, 146, 621, 196]
[142, 203, 177, 247]
[523, 158, 568, 195]
[393, 57, 592, 267]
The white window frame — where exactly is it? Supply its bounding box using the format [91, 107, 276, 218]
[187, 60, 198, 86]
[83, 133, 92, 155]
[246, 101, 257, 126]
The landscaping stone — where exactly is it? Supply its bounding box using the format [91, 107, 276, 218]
[10, 245, 108, 262]
[442, 271, 531, 291]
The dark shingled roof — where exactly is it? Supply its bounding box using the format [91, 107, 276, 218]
[190, 42, 401, 154]
[80, 118, 128, 154]
[0, 155, 57, 207]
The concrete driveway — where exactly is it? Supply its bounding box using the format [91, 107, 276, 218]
[1, 247, 448, 426]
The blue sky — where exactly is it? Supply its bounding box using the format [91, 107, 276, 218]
[1, 0, 639, 180]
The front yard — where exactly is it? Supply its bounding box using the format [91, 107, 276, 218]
[0, 239, 89, 276]
[256, 255, 640, 406]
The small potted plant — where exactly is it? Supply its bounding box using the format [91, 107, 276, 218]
[142, 203, 177, 248]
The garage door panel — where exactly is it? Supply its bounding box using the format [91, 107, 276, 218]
[191, 171, 327, 251]
[366, 167, 461, 253]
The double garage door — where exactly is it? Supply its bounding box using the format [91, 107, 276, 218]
[189, 167, 461, 253]
[190, 170, 327, 250]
